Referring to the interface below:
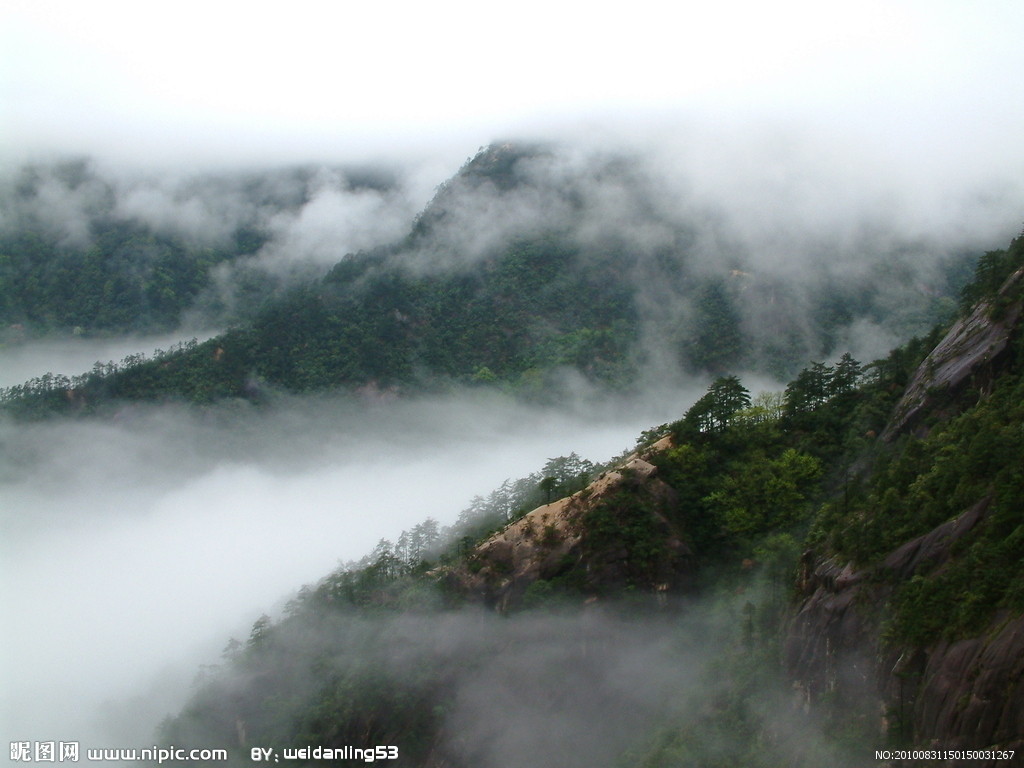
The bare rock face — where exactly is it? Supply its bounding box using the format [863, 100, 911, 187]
[786, 552, 884, 721]
[443, 437, 693, 611]
[881, 266, 1023, 441]
[907, 617, 1024, 756]
[786, 498, 1024, 762]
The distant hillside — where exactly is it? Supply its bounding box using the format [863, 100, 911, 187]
[0, 158, 402, 337]
[152, 230, 1024, 766]
[2, 144, 977, 415]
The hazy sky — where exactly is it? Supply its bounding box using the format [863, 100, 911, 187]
[3, 0, 1024, 173]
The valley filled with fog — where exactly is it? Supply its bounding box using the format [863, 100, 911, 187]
[0, 337, 700, 748]
[4, 3, 1024, 758]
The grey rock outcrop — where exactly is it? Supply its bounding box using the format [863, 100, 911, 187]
[881, 266, 1023, 441]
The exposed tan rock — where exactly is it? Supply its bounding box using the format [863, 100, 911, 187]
[443, 437, 691, 611]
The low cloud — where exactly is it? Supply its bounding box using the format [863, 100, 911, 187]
[5, 126, 1021, 376]
[254, 167, 417, 269]
[0, 384, 692, 749]
[160, 592, 865, 767]
[0, 158, 434, 264]
[0, 331, 219, 389]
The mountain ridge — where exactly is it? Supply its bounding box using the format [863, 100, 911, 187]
[1, 143, 975, 416]
[151, 226, 1024, 766]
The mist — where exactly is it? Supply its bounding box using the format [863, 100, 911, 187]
[0, 158, 437, 262]
[0, 124, 1016, 752]
[158, 585, 865, 767]
[7, 134, 1006, 390]
[0, 384, 700, 750]
[391, 137, 1017, 377]
[0, 331, 219, 389]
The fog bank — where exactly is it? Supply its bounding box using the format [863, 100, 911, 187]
[0, 385, 697, 749]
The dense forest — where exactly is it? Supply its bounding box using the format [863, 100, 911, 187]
[1, 145, 976, 415]
[154, 231, 1024, 766]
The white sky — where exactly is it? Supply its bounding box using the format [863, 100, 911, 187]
[3, 0, 1024, 172]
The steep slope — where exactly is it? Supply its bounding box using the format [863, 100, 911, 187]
[786, 254, 1024, 762]
[0, 159, 411, 337]
[0, 160, 271, 334]
[881, 264, 1024, 440]
[152, 348, 858, 763]
[140, 229, 1024, 767]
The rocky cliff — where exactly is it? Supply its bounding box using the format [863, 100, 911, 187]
[439, 259, 1024, 760]
[786, 497, 1024, 760]
[881, 266, 1024, 441]
[786, 267, 1024, 764]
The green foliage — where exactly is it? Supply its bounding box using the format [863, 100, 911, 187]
[11, 156, 1024, 762]
[0, 221, 264, 333]
[783, 354, 866, 426]
[654, 380, 835, 563]
[2, 234, 645, 414]
[957, 231, 1024, 313]
[2, 148, 983, 417]
[649, 442, 719, 552]
[538, 452, 594, 500]
[832, 371, 1024, 571]
[734, 391, 785, 427]
[681, 277, 746, 372]
[830, 352, 862, 396]
[677, 375, 752, 435]
[874, 380, 1024, 644]
[753, 533, 802, 588]
[580, 484, 673, 587]
[706, 449, 822, 539]
[786, 334, 1024, 647]
[157, 266, 1024, 758]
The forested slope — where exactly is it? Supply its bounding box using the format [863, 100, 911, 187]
[2, 145, 974, 415]
[155, 231, 1024, 766]
[0, 160, 269, 335]
[786, 240, 1024, 762]
[5, 147, 1021, 765]
[0, 158, 405, 339]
